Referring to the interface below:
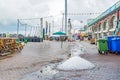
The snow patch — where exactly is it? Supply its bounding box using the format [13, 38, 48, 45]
[22, 64, 59, 80]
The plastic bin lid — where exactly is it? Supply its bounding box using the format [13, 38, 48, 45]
[112, 38, 117, 40]
[107, 36, 120, 38]
[107, 36, 115, 37]
[97, 38, 107, 41]
[112, 38, 120, 40]
[102, 36, 107, 39]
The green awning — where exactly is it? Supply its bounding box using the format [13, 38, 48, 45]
[53, 31, 66, 35]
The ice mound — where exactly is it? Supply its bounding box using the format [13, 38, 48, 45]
[57, 56, 95, 70]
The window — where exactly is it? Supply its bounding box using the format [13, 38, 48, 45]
[113, 16, 117, 28]
[103, 22, 106, 30]
[105, 20, 109, 30]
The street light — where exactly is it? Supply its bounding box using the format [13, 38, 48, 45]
[62, 13, 64, 32]
[17, 19, 19, 38]
[68, 18, 72, 41]
[65, 0, 68, 34]
[24, 24, 27, 37]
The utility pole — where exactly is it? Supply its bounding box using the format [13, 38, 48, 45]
[37, 23, 40, 38]
[49, 23, 51, 36]
[62, 13, 64, 32]
[40, 18, 43, 38]
[35, 26, 38, 37]
[46, 21, 48, 35]
[29, 26, 32, 36]
[68, 18, 72, 41]
[33, 26, 36, 37]
[25, 24, 27, 37]
[17, 19, 19, 38]
[52, 20, 54, 33]
[65, 0, 68, 34]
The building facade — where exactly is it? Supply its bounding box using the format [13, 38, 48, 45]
[87, 1, 120, 40]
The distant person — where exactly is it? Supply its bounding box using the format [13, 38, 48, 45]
[72, 34, 75, 41]
[88, 35, 92, 40]
[75, 34, 78, 41]
[78, 34, 81, 41]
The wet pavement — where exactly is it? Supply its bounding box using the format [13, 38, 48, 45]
[0, 41, 70, 80]
[21, 64, 59, 80]
[53, 42, 120, 80]
[0, 41, 120, 80]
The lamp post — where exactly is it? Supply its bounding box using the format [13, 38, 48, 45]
[65, 0, 67, 34]
[62, 13, 64, 32]
[25, 24, 27, 37]
[40, 18, 43, 38]
[17, 19, 19, 38]
[68, 18, 72, 41]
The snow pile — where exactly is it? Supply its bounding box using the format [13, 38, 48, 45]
[57, 56, 95, 70]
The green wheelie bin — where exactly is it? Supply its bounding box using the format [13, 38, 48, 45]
[23, 38, 28, 44]
[97, 39, 108, 54]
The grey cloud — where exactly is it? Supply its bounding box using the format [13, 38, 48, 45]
[28, 0, 51, 5]
[0, 0, 119, 33]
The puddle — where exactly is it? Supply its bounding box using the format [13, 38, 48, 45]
[22, 64, 59, 80]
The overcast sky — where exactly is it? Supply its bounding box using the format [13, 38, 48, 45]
[0, 0, 119, 34]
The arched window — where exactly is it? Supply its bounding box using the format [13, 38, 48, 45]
[98, 24, 101, 31]
[112, 16, 117, 28]
[100, 23, 103, 31]
[105, 20, 109, 30]
[92, 26, 94, 32]
[103, 21, 106, 30]
[95, 27, 97, 32]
